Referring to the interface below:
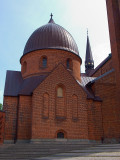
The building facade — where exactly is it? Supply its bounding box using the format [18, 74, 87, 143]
[0, 0, 120, 144]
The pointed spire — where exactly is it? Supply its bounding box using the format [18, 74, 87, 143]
[87, 28, 88, 36]
[85, 30, 94, 75]
[48, 13, 55, 23]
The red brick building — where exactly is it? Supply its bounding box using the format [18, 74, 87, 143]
[1, 0, 120, 144]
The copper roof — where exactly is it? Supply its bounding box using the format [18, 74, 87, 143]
[4, 71, 47, 96]
[23, 16, 79, 56]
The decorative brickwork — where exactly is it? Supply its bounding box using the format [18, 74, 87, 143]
[31, 64, 89, 140]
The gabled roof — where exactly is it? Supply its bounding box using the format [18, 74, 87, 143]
[4, 71, 47, 96]
[4, 71, 23, 96]
[19, 75, 47, 95]
[4, 65, 101, 101]
[89, 53, 112, 76]
[81, 76, 96, 86]
[77, 77, 102, 101]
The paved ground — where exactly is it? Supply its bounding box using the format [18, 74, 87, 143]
[0, 143, 120, 160]
[36, 144, 120, 160]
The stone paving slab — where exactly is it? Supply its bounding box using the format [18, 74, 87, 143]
[67, 150, 120, 153]
[35, 145, 120, 160]
[35, 158, 120, 160]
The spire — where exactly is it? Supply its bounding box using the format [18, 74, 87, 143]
[85, 30, 94, 75]
[48, 13, 55, 23]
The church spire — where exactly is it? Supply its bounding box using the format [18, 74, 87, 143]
[48, 13, 55, 23]
[85, 31, 94, 75]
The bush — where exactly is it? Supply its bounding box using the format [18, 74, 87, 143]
[0, 103, 3, 110]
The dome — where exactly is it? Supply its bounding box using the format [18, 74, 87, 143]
[23, 15, 79, 56]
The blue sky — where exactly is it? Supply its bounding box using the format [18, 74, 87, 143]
[0, 0, 111, 104]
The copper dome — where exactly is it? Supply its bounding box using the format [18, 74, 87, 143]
[23, 16, 79, 56]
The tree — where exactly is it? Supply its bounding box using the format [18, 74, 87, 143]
[0, 103, 3, 110]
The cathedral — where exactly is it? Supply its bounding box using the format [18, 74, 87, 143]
[0, 0, 120, 144]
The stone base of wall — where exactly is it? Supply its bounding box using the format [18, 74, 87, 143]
[103, 138, 120, 144]
[4, 138, 120, 144]
[30, 139, 101, 144]
[13, 139, 101, 144]
[4, 140, 15, 144]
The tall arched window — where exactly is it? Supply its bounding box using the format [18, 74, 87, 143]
[42, 57, 47, 68]
[43, 93, 49, 118]
[57, 87, 63, 97]
[56, 85, 66, 118]
[66, 58, 72, 70]
[22, 61, 27, 73]
[40, 56, 47, 68]
[72, 94, 78, 120]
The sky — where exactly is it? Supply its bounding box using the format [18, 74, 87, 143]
[0, 0, 111, 104]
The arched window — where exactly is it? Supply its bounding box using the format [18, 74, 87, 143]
[57, 87, 63, 97]
[66, 58, 72, 70]
[42, 57, 47, 68]
[57, 132, 64, 138]
[40, 56, 47, 68]
[67, 59, 70, 69]
[43, 93, 49, 118]
[22, 61, 27, 73]
[56, 84, 66, 118]
[72, 94, 78, 120]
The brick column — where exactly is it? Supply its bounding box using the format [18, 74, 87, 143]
[106, 0, 120, 138]
[106, 0, 120, 94]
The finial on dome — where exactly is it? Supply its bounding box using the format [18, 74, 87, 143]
[48, 13, 55, 23]
[50, 13, 53, 19]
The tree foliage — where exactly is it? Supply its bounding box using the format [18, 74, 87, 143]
[0, 103, 3, 110]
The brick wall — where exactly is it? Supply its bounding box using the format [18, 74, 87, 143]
[92, 71, 120, 142]
[3, 97, 18, 142]
[31, 64, 89, 139]
[30, 64, 102, 141]
[20, 49, 81, 81]
[87, 100, 103, 141]
[92, 58, 112, 77]
[17, 96, 32, 140]
[0, 111, 5, 144]
[105, 0, 120, 142]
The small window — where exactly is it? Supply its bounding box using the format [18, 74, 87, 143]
[57, 87, 63, 97]
[42, 57, 47, 68]
[57, 132, 64, 138]
[66, 58, 72, 70]
[67, 59, 70, 69]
